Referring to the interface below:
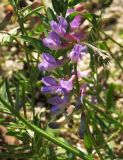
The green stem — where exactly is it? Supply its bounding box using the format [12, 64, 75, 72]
[0, 96, 92, 160]
[99, 33, 123, 71]
[0, 153, 33, 159]
[84, 101, 115, 159]
[84, 99, 123, 128]
[104, 42, 123, 71]
[84, 102, 104, 160]
[22, 82, 27, 119]
[12, 0, 35, 123]
[102, 31, 123, 48]
[85, 119, 104, 160]
[74, 63, 80, 96]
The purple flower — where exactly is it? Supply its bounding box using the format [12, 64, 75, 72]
[50, 16, 77, 42]
[71, 30, 86, 41]
[69, 44, 87, 62]
[43, 31, 61, 50]
[50, 16, 68, 36]
[48, 96, 65, 105]
[38, 53, 64, 71]
[59, 75, 75, 93]
[41, 75, 75, 94]
[70, 15, 82, 31]
[66, 9, 83, 31]
[42, 76, 57, 86]
[41, 76, 60, 94]
[48, 96, 69, 115]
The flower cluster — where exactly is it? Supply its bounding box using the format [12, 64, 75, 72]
[38, 9, 89, 116]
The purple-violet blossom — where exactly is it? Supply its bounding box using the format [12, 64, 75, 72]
[70, 15, 82, 31]
[66, 9, 87, 41]
[41, 75, 75, 95]
[41, 76, 60, 94]
[59, 75, 75, 93]
[50, 16, 68, 36]
[41, 76, 75, 115]
[66, 9, 83, 31]
[38, 53, 64, 71]
[43, 13, 86, 50]
[50, 16, 77, 42]
[50, 14, 84, 42]
[48, 95, 69, 115]
[69, 44, 87, 62]
[43, 31, 61, 50]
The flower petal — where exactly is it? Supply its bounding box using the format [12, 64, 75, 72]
[50, 20, 58, 31]
[48, 96, 64, 105]
[38, 62, 49, 71]
[50, 17, 68, 35]
[49, 31, 61, 44]
[42, 76, 57, 86]
[58, 16, 68, 33]
[43, 32, 61, 50]
[42, 53, 56, 64]
[41, 86, 59, 94]
[70, 15, 82, 30]
[72, 30, 87, 41]
[59, 76, 75, 93]
[69, 44, 87, 62]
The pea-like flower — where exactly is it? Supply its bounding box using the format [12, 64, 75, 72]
[41, 76, 60, 94]
[41, 76, 75, 115]
[50, 16, 68, 36]
[41, 75, 75, 95]
[43, 31, 61, 50]
[50, 16, 77, 42]
[59, 75, 75, 93]
[48, 95, 69, 115]
[70, 15, 82, 31]
[42, 13, 86, 51]
[66, 8, 83, 31]
[69, 44, 87, 62]
[38, 53, 64, 71]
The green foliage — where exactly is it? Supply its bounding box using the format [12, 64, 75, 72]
[68, 0, 86, 6]
[0, 0, 123, 160]
[51, 0, 69, 16]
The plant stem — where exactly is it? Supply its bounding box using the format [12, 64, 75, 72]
[84, 101, 104, 160]
[102, 31, 123, 48]
[99, 33, 123, 71]
[84, 101, 115, 159]
[0, 153, 33, 159]
[85, 118, 104, 160]
[74, 63, 80, 96]
[12, 0, 35, 123]
[84, 99, 123, 128]
[22, 82, 27, 119]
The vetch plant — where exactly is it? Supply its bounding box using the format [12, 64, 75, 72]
[0, 0, 123, 160]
